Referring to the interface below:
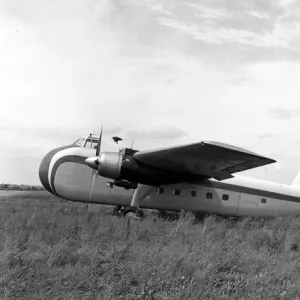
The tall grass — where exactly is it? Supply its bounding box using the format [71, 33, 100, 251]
[1, 191, 300, 299]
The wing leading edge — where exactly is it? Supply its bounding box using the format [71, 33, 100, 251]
[133, 141, 276, 181]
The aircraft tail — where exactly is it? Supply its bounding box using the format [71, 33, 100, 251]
[292, 172, 300, 186]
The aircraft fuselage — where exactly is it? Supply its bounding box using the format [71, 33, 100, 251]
[39, 145, 300, 217]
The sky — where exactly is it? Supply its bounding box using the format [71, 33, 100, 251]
[1, 0, 300, 185]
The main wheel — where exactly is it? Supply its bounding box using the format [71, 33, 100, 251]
[122, 206, 145, 219]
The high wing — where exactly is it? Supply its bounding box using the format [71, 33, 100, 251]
[133, 141, 276, 181]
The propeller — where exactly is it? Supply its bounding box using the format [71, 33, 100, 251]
[85, 126, 103, 202]
[96, 125, 103, 156]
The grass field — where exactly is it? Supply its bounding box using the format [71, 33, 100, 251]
[0, 190, 33, 197]
[1, 191, 300, 299]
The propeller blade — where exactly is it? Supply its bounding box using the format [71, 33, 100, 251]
[96, 125, 103, 157]
[86, 126, 103, 203]
[88, 169, 97, 202]
[85, 125, 103, 170]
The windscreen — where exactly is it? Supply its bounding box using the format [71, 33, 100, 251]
[85, 138, 99, 149]
[73, 138, 85, 147]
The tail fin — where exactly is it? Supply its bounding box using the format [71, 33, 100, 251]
[292, 172, 300, 186]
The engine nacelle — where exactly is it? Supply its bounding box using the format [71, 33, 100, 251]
[97, 148, 190, 186]
[98, 152, 122, 179]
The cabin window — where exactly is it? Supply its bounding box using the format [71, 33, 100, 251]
[157, 187, 164, 194]
[173, 189, 181, 196]
[222, 194, 229, 201]
[191, 190, 197, 197]
[206, 192, 213, 199]
[261, 198, 267, 204]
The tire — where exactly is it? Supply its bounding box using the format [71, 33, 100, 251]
[122, 206, 144, 219]
[122, 206, 137, 216]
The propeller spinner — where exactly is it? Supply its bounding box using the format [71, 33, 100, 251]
[85, 157, 100, 170]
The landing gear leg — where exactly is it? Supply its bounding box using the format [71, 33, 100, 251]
[123, 184, 156, 219]
[122, 184, 155, 237]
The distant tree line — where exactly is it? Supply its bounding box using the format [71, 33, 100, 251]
[0, 183, 45, 191]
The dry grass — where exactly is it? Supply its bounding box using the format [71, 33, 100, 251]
[1, 191, 300, 299]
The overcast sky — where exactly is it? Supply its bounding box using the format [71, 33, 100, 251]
[1, 0, 300, 185]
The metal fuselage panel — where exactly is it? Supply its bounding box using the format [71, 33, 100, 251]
[40, 146, 300, 217]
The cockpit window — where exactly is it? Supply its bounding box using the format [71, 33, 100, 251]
[85, 138, 99, 149]
[74, 138, 85, 147]
[73, 136, 99, 148]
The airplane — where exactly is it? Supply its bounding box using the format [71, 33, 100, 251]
[39, 128, 300, 219]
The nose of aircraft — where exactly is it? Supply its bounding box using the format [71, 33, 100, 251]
[39, 148, 58, 195]
[39, 145, 75, 195]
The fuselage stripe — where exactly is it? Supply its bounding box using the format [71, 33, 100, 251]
[47, 145, 81, 192]
[50, 155, 88, 196]
[200, 181, 300, 203]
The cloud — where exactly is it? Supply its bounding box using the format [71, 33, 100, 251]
[278, 0, 296, 8]
[224, 76, 247, 85]
[0, 123, 122, 148]
[127, 125, 188, 140]
[269, 107, 300, 120]
[31, 125, 122, 141]
[184, 3, 228, 20]
[258, 133, 279, 139]
[241, 153, 300, 184]
[158, 17, 294, 49]
[122, 0, 173, 16]
[1, 0, 300, 185]
[128, 0, 296, 59]
[247, 11, 270, 20]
